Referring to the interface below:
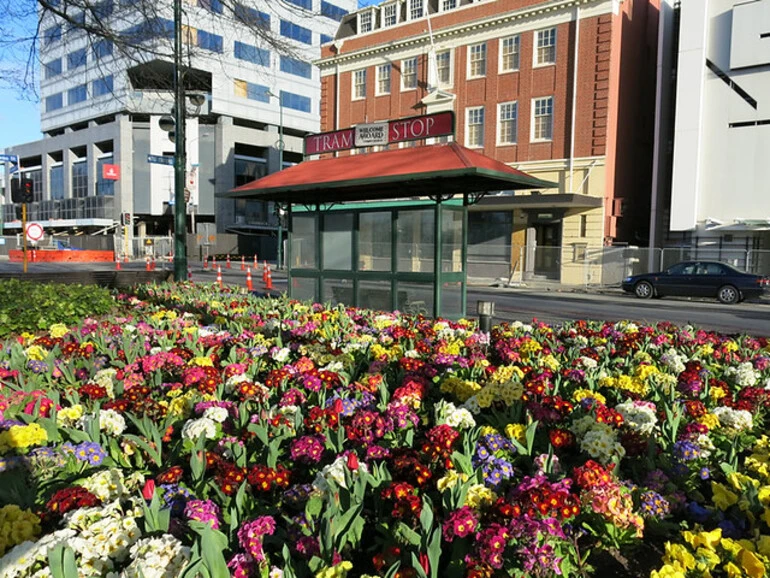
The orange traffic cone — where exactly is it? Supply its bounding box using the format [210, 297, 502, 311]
[216, 266, 223, 289]
[145, 258, 151, 271]
[123, 254, 129, 263]
[226, 254, 231, 269]
[151, 256, 157, 271]
[115, 256, 121, 270]
[203, 257, 208, 270]
[253, 254, 258, 268]
[246, 268, 253, 291]
[212, 255, 217, 268]
[240, 255, 245, 271]
[265, 265, 274, 291]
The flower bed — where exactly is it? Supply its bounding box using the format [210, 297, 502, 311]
[0, 281, 769, 578]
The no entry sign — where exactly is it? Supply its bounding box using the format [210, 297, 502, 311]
[26, 222, 44, 242]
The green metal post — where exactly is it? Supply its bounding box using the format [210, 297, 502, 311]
[433, 202, 442, 319]
[277, 99, 284, 269]
[286, 204, 292, 297]
[461, 201, 469, 319]
[172, 0, 187, 281]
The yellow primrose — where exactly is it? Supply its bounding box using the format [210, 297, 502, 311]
[48, 323, 69, 339]
[698, 413, 720, 430]
[723, 562, 742, 578]
[684, 527, 721, 551]
[695, 547, 721, 569]
[740, 548, 767, 578]
[24, 345, 46, 361]
[720, 538, 743, 557]
[710, 387, 727, 402]
[664, 543, 696, 570]
[437, 470, 467, 492]
[757, 535, 770, 557]
[189, 356, 214, 367]
[572, 388, 607, 406]
[712, 482, 739, 510]
[650, 563, 687, 578]
[728, 472, 759, 491]
[505, 423, 526, 444]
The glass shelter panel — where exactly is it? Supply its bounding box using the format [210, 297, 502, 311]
[359, 212, 391, 271]
[291, 277, 317, 301]
[323, 213, 353, 270]
[442, 207, 464, 273]
[358, 280, 394, 312]
[291, 214, 317, 268]
[323, 278, 353, 306]
[396, 281, 434, 316]
[441, 281, 463, 319]
[397, 209, 434, 273]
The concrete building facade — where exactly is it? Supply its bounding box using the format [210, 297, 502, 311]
[652, 0, 770, 263]
[318, 0, 660, 283]
[1, 0, 356, 257]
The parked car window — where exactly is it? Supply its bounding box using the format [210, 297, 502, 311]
[667, 263, 696, 275]
[699, 263, 726, 275]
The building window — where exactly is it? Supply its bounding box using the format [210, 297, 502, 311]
[235, 42, 269, 66]
[235, 4, 270, 28]
[353, 69, 366, 99]
[321, 1, 348, 22]
[466, 106, 484, 148]
[280, 55, 311, 78]
[377, 63, 391, 95]
[197, 30, 223, 52]
[68, 84, 88, 105]
[280, 20, 312, 45]
[280, 90, 311, 113]
[409, 0, 423, 20]
[72, 161, 88, 198]
[93, 0, 113, 19]
[580, 215, 587, 237]
[286, 0, 311, 9]
[535, 28, 557, 66]
[468, 43, 486, 78]
[532, 96, 554, 141]
[92, 75, 114, 97]
[382, 3, 397, 26]
[234, 156, 266, 187]
[44, 59, 62, 79]
[441, 0, 456, 10]
[198, 0, 223, 14]
[359, 11, 372, 33]
[50, 165, 64, 200]
[96, 156, 115, 196]
[94, 39, 113, 59]
[436, 50, 452, 86]
[500, 35, 520, 72]
[498, 101, 517, 144]
[234, 79, 270, 102]
[45, 93, 63, 112]
[68, 48, 87, 70]
[402, 57, 417, 90]
[44, 25, 62, 45]
[320, 34, 333, 44]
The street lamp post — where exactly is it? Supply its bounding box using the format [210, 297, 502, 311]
[172, 0, 187, 281]
[266, 90, 284, 269]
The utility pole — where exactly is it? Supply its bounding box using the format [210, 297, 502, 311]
[266, 90, 285, 269]
[173, 0, 187, 281]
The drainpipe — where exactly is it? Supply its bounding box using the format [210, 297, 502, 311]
[568, 6, 580, 193]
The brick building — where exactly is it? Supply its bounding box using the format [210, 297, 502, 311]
[316, 0, 660, 283]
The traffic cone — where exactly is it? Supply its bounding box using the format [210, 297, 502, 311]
[246, 268, 253, 291]
[226, 254, 231, 269]
[240, 255, 245, 271]
[253, 254, 258, 269]
[212, 255, 217, 268]
[262, 261, 268, 282]
[115, 256, 121, 270]
[123, 254, 129, 263]
[145, 258, 151, 271]
[265, 265, 274, 291]
[203, 257, 208, 270]
[151, 256, 157, 271]
[216, 266, 223, 289]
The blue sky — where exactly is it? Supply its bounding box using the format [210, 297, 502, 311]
[0, 0, 382, 151]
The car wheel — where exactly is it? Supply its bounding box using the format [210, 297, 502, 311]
[717, 285, 739, 305]
[634, 281, 654, 299]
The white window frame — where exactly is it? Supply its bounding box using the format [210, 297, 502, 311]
[376, 63, 391, 95]
[534, 28, 557, 67]
[359, 10, 373, 34]
[499, 35, 520, 73]
[531, 96, 554, 142]
[465, 106, 485, 148]
[467, 42, 486, 79]
[408, 0, 424, 21]
[436, 49, 453, 87]
[381, 3, 398, 27]
[497, 101, 518, 145]
[440, 0, 457, 11]
[353, 69, 367, 100]
[401, 57, 418, 91]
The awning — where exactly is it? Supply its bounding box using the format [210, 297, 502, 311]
[470, 193, 603, 211]
[220, 142, 557, 204]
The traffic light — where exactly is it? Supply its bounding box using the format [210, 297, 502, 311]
[121, 212, 132, 226]
[10, 178, 34, 203]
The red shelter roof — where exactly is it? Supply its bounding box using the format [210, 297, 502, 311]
[222, 142, 555, 204]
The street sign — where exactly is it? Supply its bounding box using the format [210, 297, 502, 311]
[26, 222, 44, 242]
[147, 154, 174, 166]
[0, 154, 19, 164]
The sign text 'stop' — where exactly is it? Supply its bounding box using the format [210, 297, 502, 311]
[304, 111, 454, 156]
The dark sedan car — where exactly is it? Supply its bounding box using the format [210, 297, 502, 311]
[621, 261, 769, 304]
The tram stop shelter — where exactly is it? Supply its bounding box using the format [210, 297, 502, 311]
[222, 142, 555, 319]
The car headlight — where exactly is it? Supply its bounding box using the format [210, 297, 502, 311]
[623, 277, 633, 283]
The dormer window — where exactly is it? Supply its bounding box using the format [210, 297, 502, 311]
[359, 10, 373, 33]
[382, 3, 398, 27]
[409, 0, 424, 20]
[441, 0, 456, 11]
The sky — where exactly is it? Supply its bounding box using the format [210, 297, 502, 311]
[0, 0, 382, 152]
